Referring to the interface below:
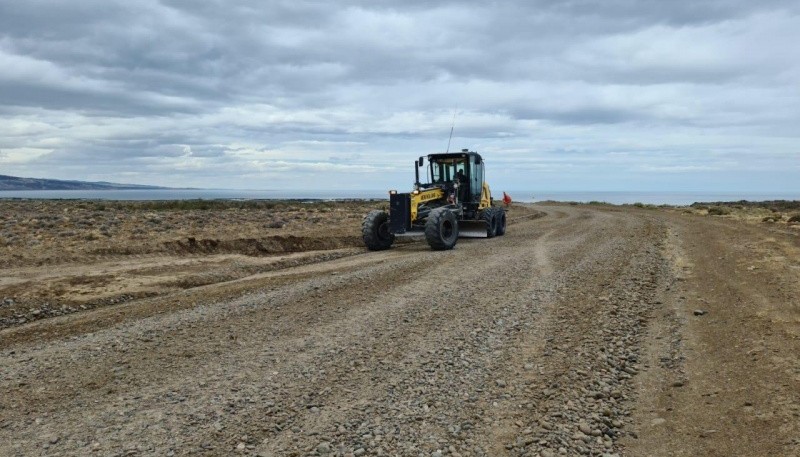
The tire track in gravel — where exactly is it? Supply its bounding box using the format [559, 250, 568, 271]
[252, 216, 564, 456]
[0, 244, 430, 347]
[493, 215, 670, 456]
[0, 206, 669, 457]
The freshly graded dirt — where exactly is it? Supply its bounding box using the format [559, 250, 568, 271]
[0, 200, 384, 330]
[0, 202, 797, 456]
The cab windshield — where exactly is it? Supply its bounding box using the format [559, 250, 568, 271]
[429, 159, 466, 184]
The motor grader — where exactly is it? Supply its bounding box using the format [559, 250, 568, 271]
[363, 149, 506, 251]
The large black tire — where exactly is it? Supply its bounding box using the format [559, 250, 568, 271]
[362, 210, 394, 251]
[425, 207, 458, 250]
[482, 208, 497, 238]
[495, 208, 507, 236]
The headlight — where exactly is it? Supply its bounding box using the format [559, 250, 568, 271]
[389, 190, 397, 195]
[412, 190, 420, 195]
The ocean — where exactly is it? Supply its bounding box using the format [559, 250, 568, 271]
[0, 189, 797, 206]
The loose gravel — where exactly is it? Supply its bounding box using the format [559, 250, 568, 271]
[0, 206, 687, 456]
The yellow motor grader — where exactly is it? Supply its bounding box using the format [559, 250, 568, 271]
[363, 149, 506, 251]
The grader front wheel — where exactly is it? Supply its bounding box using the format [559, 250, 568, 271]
[362, 210, 395, 251]
[425, 208, 459, 250]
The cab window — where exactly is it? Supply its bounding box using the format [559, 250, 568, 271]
[430, 159, 466, 183]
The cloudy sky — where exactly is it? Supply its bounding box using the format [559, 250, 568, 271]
[1, 0, 799, 193]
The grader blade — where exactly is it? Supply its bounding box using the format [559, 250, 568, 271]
[458, 220, 490, 238]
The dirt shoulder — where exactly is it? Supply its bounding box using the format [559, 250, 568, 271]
[624, 208, 800, 456]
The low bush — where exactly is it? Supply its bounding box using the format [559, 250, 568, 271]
[707, 206, 731, 216]
[788, 214, 800, 223]
[129, 200, 287, 212]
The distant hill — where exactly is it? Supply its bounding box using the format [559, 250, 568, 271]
[0, 174, 169, 191]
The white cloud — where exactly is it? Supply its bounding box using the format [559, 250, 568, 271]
[0, 147, 53, 164]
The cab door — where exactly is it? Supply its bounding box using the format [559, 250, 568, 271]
[469, 157, 483, 202]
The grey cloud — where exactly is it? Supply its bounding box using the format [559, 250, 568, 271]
[510, 106, 641, 125]
[0, 0, 798, 192]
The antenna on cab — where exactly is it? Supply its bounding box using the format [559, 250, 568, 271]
[446, 110, 457, 153]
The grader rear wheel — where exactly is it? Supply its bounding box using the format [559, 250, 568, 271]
[495, 208, 507, 236]
[482, 208, 498, 238]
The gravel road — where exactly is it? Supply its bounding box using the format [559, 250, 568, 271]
[1, 205, 797, 457]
